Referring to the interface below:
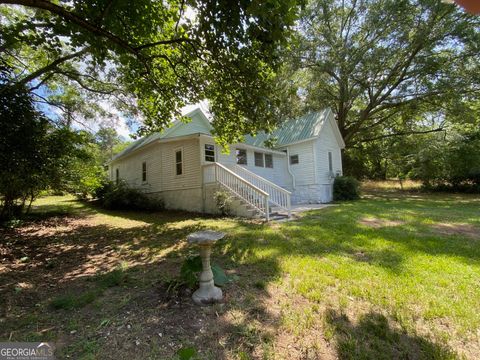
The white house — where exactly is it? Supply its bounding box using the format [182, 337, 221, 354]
[109, 107, 345, 220]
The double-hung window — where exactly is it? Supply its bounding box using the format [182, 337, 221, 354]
[205, 144, 215, 162]
[236, 149, 247, 165]
[254, 152, 274, 169]
[254, 152, 264, 167]
[265, 154, 273, 168]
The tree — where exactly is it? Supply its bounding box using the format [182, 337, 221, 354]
[0, 69, 92, 219]
[291, 0, 480, 149]
[0, 0, 303, 145]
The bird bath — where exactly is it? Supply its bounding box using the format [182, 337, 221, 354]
[187, 230, 225, 305]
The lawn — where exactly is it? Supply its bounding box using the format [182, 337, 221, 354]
[1, 188, 479, 359]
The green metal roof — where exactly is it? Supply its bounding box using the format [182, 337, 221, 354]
[244, 109, 331, 148]
[111, 108, 332, 162]
[111, 108, 211, 162]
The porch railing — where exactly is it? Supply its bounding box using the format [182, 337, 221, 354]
[203, 162, 270, 220]
[229, 164, 291, 217]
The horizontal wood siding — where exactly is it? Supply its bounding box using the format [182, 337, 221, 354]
[209, 141, 291, 189]
[110, 143, 162, 192]
[160, 138, 201, 191]
[284, 140, 316, 186]
[315, 119, 343, 184]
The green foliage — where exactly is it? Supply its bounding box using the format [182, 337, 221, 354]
[289, 0, 480, 173]
[333, 176, 360, 201]
[176, 347, 196, 360]
[1, 0, 304, 144]
[50, 267, 129, 310]
[213, 190, 233, 216]
[410, 130, 480, 192]
[95, 181, 164, 211]
[180, 256, 203, 289]
[0, 70, 93, 219]
[180, 255, 233, 289]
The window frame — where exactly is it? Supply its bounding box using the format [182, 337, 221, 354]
[265, 153, 273, 168]
[236, 148, 247, 165]
[142, 161, 147, 182]
[290, 154, 299, 165]
[204, 143, 215, 162]
[254, 152, 264, 167]
[175, 148, 183, 176]
[328, 151, 333, 173]
[115, 168, 119, 184]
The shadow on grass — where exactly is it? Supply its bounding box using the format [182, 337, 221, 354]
[325, 309, 457, 360]
[2, 192, 478, 358]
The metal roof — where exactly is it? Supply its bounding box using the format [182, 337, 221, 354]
[243, 109, 331, 148]
[111, 108, 333, 162]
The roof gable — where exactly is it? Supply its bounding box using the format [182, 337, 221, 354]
[111, 108, 211, 162]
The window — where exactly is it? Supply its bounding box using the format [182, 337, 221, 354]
[236, 149, 247, 165]
[254, 152, 264, 167]
[142, 161, 147, 182]
[328, 151, 333, 172]
[175, 149, 183, 175]
[115, 168, 119, 184]
[265, 154, 273, 168]
[205, 144, 215, 162]
[290, 154, 299, 165]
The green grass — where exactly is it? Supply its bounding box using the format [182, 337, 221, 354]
[3, 190, 480, 359]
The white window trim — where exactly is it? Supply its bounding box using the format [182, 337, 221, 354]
[254, 151, 264, 167]
[174, 147, 184, 176]
[236, 148, 248, 165]
[204, 143, 215, 162]
[265, 153, 273, 169]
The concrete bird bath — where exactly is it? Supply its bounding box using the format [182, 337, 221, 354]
[187, 230, 225, 305]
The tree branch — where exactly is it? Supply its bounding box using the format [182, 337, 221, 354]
[358, 128, 445, 143]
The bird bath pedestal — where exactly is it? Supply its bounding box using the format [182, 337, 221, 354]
[187, 230, 225, 305]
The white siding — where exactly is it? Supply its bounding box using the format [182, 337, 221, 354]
[212, 143, 291, 189]
[282, 140, 316, 186]
[315, 118, 343, 184]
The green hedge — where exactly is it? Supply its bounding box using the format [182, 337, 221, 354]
[95, 181, 163, 211]
[333, 176, 360, 201]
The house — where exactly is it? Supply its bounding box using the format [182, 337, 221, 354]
[109, 107, 345, 220]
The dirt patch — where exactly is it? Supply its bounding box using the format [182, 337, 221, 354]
[431, 223, 480, 240]
[359, 217, 405, 228]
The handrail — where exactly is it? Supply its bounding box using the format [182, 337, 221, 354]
[203, 163, 270, 220]
[230, 165, 291, 195]
[229, 164, 291, 216]
[211, 163, 269, 196]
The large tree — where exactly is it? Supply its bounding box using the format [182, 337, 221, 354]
[292, 0, 480, 148]
[0, 0, 302, 144]
[0, 69, 91, 218]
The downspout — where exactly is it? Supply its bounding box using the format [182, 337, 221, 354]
[286, 147, 296, 189]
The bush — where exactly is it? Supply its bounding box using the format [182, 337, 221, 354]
[333, 176, 360, 201]
[213, 190, 233, 216]
[95, 181, 163, 211]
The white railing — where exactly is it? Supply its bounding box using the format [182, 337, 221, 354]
[229, 165, 291, 217]
[203, 163, 270, 221]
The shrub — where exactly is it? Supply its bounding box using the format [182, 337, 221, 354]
[333, 176, 360, 201]
[213, 190, 233, 216]
[95, 181, 163, 211]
